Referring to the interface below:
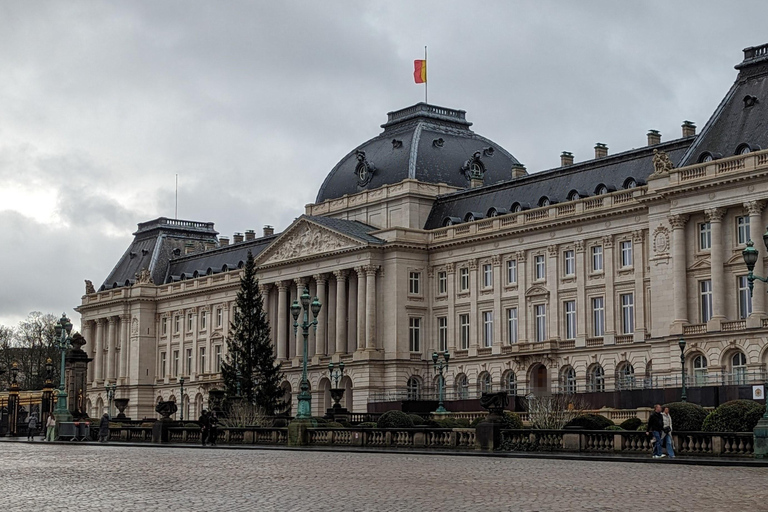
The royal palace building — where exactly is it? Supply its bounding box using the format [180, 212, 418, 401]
[79, 44, 768, 420]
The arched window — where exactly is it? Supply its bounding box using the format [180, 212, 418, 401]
[731, 352, 747, 385]
[616, 363, 635, 390]
[560, 366, 576, 394]
[406, 377, 422, 401]
[478, 372, 492, 393]
[693, 354, 708, 386]
[698, 152, 714, 163]
[455, 374, 469, 400]
[503, 371, 517, 396]
[587, 364, 605, 392]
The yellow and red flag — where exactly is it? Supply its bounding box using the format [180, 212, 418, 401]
[413, 59, 427, 84]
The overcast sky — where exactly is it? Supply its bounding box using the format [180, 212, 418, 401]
[1, 1, 766, 329]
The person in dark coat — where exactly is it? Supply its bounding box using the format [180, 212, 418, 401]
[198, 410, 210, 446]
[646, 404, 664, 458]
[207, 411, 218, 446]
[98, 413, 110, 443]
[27, 413, 38, 441]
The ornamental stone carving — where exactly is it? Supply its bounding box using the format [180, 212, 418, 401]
[547, 244, 558, 256]
[313, 273, 328, 284]
[515, 250, 527, 262]
[652, 226, 670, 255]
[84, 280, 96, 294]
[131, 318, 139, 336]
[632, 230, 645, 244]
[468, 259, 478, 271]
[704, 208, 726, 222]
[574, 240, 585, 252]
[446, 262, 455, 275]
[744, 200, 765, 215]
[491, 255, 501, 266]
[650, 149, 674, 178]
[135, 268, 154, 285]
[263, 223, 359, 265]
[668, 214, 690, 229]
[601, 235, 614, 248]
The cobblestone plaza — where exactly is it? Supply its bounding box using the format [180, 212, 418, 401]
[1, 444, 765, 511]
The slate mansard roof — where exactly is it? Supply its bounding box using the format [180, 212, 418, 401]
[315, 103, 522, 204]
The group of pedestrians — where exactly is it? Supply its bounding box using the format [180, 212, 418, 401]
[646, 404, 675, 458]
[25, 413, 57, 442]
[198, 410, 219, 446]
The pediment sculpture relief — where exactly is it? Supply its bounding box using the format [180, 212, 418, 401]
[263, 223, 359, 265]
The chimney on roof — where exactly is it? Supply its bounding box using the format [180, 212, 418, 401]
[184, 242, 195, 255]
[263, 225, 274, 237]
[560, 151, 574, 167]
[511, 163, 527, 179]
[204, 241, 216, 251]
[682, 120, 696, 137]
[647, 130, 661, 146]
[233, 232, 244, 243]
[594, 143, 608, 159]
[219, 236, 229, 247]
[245, 230, 256, 241]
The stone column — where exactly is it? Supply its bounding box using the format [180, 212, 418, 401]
[492, 255, 502, 350]
[93, 318, 105, 383]
[669, 214, 690, 332]
[276, 281, 289, 360]
[259, 284, 272, 355]
[106, 316, 118, 382]
[365, 265, 379, 350]
[468, 259, 478, 353]
[516, 251, 528, 343]
[118, 314, 130, 382]
[705, 208, 726, 329]
[547, 244, 559, 341]
[313, 274, 328, 356]
[746, 201, 767, 324]
[602, 235, 616, 344]
[294, 278, 307, 359]
[446, 263, 456, 350]
[334, 270, 348, 354]
[355, 267, 367, 351]
[346, 277, 357, 353]
[632, 231, 646, 340]
[327, 279, 337, 355]
[575, 240, 587, 347]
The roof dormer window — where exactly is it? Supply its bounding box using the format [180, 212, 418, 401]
[596, 184, 608, 195]
[539, 197, 551, 207]
[567, 190, 580, 201]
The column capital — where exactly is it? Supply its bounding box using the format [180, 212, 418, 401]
[468, 259, 478, 271]
[119, 314, 131, 323]
[276, 280, 290, 291]
[632, 230, 645, 243]
[515, 250, 527, 262]
[491, 255, 501, 267]
[574, 239, 585, 253]
[97, 317, 107, 326]
[547, 244, 558, 256]
[108, 316, 119, 325]
[333, 269, 349, 281]
[668, 214, 690, 229]
[704, 207, 726, 222]
[364, 265, 380, 277]
[744, 200, 765, 215]
[293, 276, 307, 287]
[353, 266, 366, 278]
[445, 262, 455, 275]
[312, 273, 328, 284]
[601, 235, 614, 248]
[258, 283, 271, 295]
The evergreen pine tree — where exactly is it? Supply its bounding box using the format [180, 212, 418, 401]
[221, 251, 285, 415]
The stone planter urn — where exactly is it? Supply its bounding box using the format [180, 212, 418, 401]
[330, 388, 345, 409]
[114, 398, 130, 420]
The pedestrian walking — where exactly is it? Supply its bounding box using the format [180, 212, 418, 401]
[646, 404, 664, 458]
[27, 413, 38, 441]
[207, 411, 218, 446]
[662, 406, 675, 458]
[98, 413, 110, 443]
[198, 410, 210, 446]
[45, 414, 56, 442]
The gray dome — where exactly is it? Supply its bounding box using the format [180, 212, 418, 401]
[315, 103, 521, 204]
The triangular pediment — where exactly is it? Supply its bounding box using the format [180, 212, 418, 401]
[688, 257, 711, 271]
[525, 284, 550, 297]
[257, 217, 363, 266]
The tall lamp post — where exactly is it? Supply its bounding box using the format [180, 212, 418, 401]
[53, 314, 74, 424]
[742, 233, 768, 458]
[41, 358, 54, 425]
[328, 362, 345, 389]
[8, 363, 20, 436]
[290, 287, 321, 420]
[678, 338, 687, 403]
[106, 383, 116, 419]
[179, 376, 185, 422]
[432, 351, 450, 414]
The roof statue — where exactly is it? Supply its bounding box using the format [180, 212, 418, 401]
[650, 149, 675, 178]
[84, 280, 96, 295]
[135, 268, 154, 285]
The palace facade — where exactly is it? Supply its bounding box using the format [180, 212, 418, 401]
[78, 44, 768, 420]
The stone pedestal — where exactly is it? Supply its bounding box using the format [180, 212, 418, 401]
[475, 420, 504, 451]
[288, 419, 314, 446]
[754, 416, 768, 458]
[152, 419, 173, 444]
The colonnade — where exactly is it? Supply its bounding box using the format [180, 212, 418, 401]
[82, 315, 130, 386]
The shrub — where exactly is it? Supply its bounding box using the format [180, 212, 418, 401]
[434, 417, 470, 429]
[408, 414, 427, 426]
[502, 412, 524, 430]
[357, 422, 378, 429]
[702, 400, 764, 432]
[184, 423, 201, 429]
[377, 410, 414, 429]
[311, 417, 328, 425]
[325, 422, 344, 428]
[563, 414, 613, 430]
[636, 423, 647, 432]
[661, 402, 708, 431]
[606, 425, 624, 431]
[619, 417, 642, 431]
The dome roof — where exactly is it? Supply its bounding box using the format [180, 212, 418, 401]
[315, 103, 521, 204]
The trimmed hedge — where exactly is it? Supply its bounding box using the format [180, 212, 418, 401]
[325, 421, 344, 428]
[357, 422, 378, 429]
[605, 425, 624, 431]
[661, 402, 708, 431]
[433, 418, 471, 429]
[564, 414, 614, 430]
[702, 400, 764, 432]
[408, 414, 427, 426]
[619, 417, 642, 431]
[377, 410, 414, 429]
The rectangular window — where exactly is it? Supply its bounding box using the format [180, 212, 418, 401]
[186, 348, 192, 375]
[160, 352, 167, 378]
[699, 222, 712, 250]
[173, 350, 179, 376]
[216, 308, 223, 328]
[534, 304, 547, 342]
[564, 250, 575, 276]
[482, 264, 493, 288]
[459, 267, 469, 291]
[535, 255, 545, 280]
[738, 275, 753, 319]
[507, 308, 518, 344]
[199, 347, 206, 374]
[564, 300, 576, 340]
[214, 345, 222, 373]
[737, 216, 751, 245]
[507, 259, 517, 284]
[200, 310, 207, 330]
[174, 315, 180, 334]
[621, 293, 634, 334]
[409, 317, 421, 352]
[592, 297, 605, 337]
[187, 313, 193, 332]
[482, 311, 493, 347]
[592, 246, 603, 272]
[438, 316, 448, 352]
[409, 271, 421, 295]
[161, 317, 167, 336]
[620, 240, 633, 267]
[459, 314, 470, 349]
[437, 271, 447, 294]
[700, 280, 713, 323]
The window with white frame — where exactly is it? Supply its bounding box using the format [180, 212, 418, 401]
[161, 317, 168, 336]
[214, 345, 222, 373]
[173, 350, 179, 376]
[588, 365, 605, 392]
[561, 367, 576, 393]
[700, 280, 713, 323]
[620, 240, 633, 267]
[617, 364, 635, 390]
[620, 293, 634, 334]
[437, 317, 448, 352]
[187, 313, 193, 332]
[459, 314, 470, 349]
[563, 250, 575, 276]
[482, 311, 493, 347]
[592, 245, 603, 272]
[504, 372, 517, 395]
[737, 216, 750, 245]
[738, 275, 753, 319]
[459, 267, 469, 291]
[199, 347, 206, 374]
[507, 259, 517, 284]
[482, 264, 493, 288]
[160, 352, 167, 378]
[479, 373, 492, 393]
[407, 377, 422, 400]
[200, 310, 207, 330]
[564, 300, 576, 340]
[186, 348, 192, 375]
[174, 315, 180, 334]
[409, 271, 421, 294]
[437, 271, 447, 295]
[732, 352, 747, 385]
[216, 308, 223, 328]
[693, 354, 708, 386]
[534, 304, 547, 342]
[455, 374, 469, 399]
[408, 317, 422, 352]
[534, 255, 545, 280]
[592, 297, 605, 337]
[507, 308, 518, 344]
[699, 222, 712, 250]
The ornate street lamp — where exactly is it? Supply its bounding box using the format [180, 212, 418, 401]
[742, 231, 768, 458]
[41, 358, 55, 423]
[7, 362, 20, 437]
[179, 376, 185, 422]
[291, 287, 321, 420]
[432, 350, 450, 414]
[53, 314, 74, 424]
[106, 383, 116, 419]
[678, 337, 687, 403]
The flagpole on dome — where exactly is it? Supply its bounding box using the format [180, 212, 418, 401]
[424, 45, 428, 104]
